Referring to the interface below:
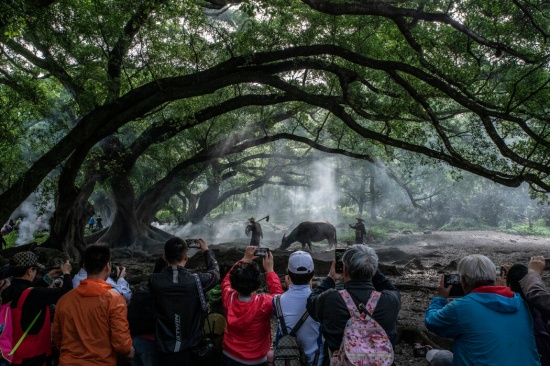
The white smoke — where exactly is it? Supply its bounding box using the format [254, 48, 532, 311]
[13, 193, 54, 245]
[284, 159, 340, 224]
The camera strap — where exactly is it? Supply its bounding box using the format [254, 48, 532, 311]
[193, 273, 216, 336]
[193, 274, 209, 314]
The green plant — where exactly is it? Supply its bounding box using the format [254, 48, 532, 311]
[366, 227, 388, 242]
[3, 231, 18, 247]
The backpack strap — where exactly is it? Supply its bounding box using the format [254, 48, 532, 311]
[8, 288, 42, 357]
[339, 290, 361, 317]
[289, 308, 309, 337]
[274, 295, 309, 337]
[274, 295, 288, 336]
[339, 290, 381, 319]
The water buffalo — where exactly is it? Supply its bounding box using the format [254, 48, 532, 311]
[279, 221, 337, 251]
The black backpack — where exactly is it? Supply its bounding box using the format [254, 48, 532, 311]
[273, 295, 313, 366]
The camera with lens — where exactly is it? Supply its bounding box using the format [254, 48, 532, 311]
[110, 263, 121, 281]
[444, 273, 465, 297]
[253, 247, 269, 257]
[53, 277, 63, 288]
[413, 343, 426, 357]
[186, 239, 201, 249]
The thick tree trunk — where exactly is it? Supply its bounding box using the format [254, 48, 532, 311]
[44, 165, 98, 261]
[98, 175, 171, 250]
[97, 176, 144, 248]
[189, 184, 220, 223]
[368, 164, 377, 222]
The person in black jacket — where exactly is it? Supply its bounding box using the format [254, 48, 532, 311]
[148, 237, 220, 365]
[348, 218, 367, 244]
[307, 245, 401, 366]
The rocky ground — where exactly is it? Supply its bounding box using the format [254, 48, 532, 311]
[26, 230, 550, 365]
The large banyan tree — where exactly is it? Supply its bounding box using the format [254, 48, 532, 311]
[0, 0, 549, 256]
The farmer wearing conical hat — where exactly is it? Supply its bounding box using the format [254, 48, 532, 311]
[349, 218, 367, 244]
[246, 217, 263, 246]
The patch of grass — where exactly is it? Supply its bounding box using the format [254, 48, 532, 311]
[32, 232, 49, 244]
[440, 218, 491, 231]
[499, 221, 550, 237]
[1, 231, 50, 247]
[373, 220, 417, 232]
[367, 227, 388, 242]
[3, 231, 18, 248]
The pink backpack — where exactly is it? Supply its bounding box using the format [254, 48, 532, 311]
[330, 290, 393, 366]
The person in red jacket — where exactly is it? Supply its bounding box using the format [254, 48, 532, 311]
[221, 246, 283, 366]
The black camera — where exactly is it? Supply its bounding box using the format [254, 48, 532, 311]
[53, 277, 63, 288]
[186, 239, 201, 249]
[413, 343, 427, 357]
[254, 247, 269, 257]
[444, 273, 465, 297]
[110, 264, 120, 281]
[335, 248, 346, 274]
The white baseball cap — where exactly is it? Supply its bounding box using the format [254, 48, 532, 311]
[288, 251, 314, 274]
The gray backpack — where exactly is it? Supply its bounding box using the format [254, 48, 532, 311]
[274, 295, 310, 366]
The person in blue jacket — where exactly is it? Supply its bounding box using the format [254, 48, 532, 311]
[425, 254, 541, 366]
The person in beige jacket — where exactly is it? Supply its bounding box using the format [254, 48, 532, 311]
[518, 256, 550, 320]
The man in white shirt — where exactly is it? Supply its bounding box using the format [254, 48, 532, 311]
[73, 263, 132, 303]
[273, 251, 323, 365]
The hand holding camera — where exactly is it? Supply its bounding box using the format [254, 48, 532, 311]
[110, 264, 122, 281]
[262, 249, 274, 273]
[60, 260, 72, 275]
[528, 256, 546, 275]
[242, 246, 257, 262]
[186, 238, 208, 251]
[253, 247, 269, 257]
[440, 274, 465, 297]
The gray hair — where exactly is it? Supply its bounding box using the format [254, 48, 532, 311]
[342, 245, 378, 280]
[457, 254, 496, 288]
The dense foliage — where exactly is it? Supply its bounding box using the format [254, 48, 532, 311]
[1, 0, 549, 251]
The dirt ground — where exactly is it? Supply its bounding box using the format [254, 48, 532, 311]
[124, 230, 550, 365]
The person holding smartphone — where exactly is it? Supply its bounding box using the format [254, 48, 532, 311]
[425, 254, 541, 366]
[306, 245, 400, 363]
[149, 237, 220, 365]
[221, 246, 283, 366]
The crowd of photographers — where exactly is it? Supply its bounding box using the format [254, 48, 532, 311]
[0, 238, 549, 366]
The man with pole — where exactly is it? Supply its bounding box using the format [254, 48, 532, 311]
[349, 218, 367, 244]
[246, 216, 268, 246]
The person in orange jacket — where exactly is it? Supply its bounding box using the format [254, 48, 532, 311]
[52, 244, 134, 366]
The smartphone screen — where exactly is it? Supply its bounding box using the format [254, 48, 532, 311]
[254, 248, 269, 257]
[335, 249, 346, 273]
[545, 258, 550, 271]
[444, 273, 465, 297]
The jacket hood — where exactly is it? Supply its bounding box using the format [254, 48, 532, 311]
[227, 293, 263, 330]
[75, 278, 112, 297]
[469, 286, 521, 313]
